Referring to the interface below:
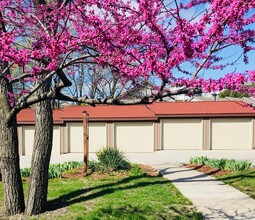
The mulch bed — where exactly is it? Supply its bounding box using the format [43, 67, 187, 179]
[184, 164, 231, 177]
[22, 164, 159, 182]
[61, 164, 160, 179]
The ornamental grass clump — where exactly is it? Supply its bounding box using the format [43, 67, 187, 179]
[20, 161, 83, 179]
[189, 156, 251, 172]
[20, 168, 31, 177]
[189, 156, 208, 165]
[224, 160, 251, 172]
[48, 161, 83, 178]
[89, 147, 131, 173]
[206, 158, 228, 170]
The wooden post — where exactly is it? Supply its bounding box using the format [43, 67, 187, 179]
[83, 111, 89, 173]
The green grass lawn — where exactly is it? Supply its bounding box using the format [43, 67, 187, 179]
[0, 169, 203, 220]
[217, 169, 255, 200]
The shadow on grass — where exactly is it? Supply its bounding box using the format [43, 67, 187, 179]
[46, 174, 169, 211]
[219, 170, 255, 183]
[84, 203, 204, 220]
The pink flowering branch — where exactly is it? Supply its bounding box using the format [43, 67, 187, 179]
[0, 0, 255, 123]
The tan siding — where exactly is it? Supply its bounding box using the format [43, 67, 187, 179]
[106, 123, 114, 147]
[154, 122, 161, 151]
[63, 125, 68, 153]
[60, 126, 66, 154]
[17, 126, 23, 155]
[89, 123, 107, 152]
[115, 122, 154, 152]
[162, 119, 203, 150]
[203, 119, 210, 150]
[211, 118, 252, 150]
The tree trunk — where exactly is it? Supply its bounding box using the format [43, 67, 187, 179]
[25, 81, 53, 215]
[0, 85, 25, 215]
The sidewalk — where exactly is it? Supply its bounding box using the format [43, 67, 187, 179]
[154, 165, 255, 220]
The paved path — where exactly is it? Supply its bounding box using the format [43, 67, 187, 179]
[154, 165, 255, 220]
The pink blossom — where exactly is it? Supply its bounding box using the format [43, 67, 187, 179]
[0, 0, 255, 108]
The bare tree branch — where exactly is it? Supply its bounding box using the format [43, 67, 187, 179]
[0, 62, 14, 76]
[6, 90, 56, 124]
[10, 73, 32, 84]
[29, 13, 50, 36]
[191, 41, 219, 79]
[61, 54, 98, 68]
[15, 70, 56, 105]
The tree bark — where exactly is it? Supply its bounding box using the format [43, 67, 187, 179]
[25, 80, 53, 215]
[0, 84, 25, 215]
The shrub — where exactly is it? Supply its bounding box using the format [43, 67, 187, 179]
[20, 168, 31, 177]
[189, 156, 251, 172]
[90, 147, 131, 173]
[88, 160, 106, 172]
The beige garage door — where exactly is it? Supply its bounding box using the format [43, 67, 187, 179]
[23, 126, 60, 155]
[23, 126, 35, 155]
[68, 123, 83, 152]
[211, 118, 252, 150]
[89, 123, 107, 152]
[163, 119, 202, 150]
[115, 122, 154, 152]
[68, 122, 107, 153]
[52, 126, 60, 155]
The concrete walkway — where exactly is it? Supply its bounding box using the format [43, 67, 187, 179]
[154, 165, 255, 220]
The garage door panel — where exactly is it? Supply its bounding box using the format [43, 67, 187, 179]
[52, 126, 60, 155]
[23, 126, 60, 155]
[22, 126, 60, 155]
[115, 122, 154, 152]
[23, 126, 35, 155]
[69, 123, 83, 153]
[163, 119, 202, 150]
[89, 123, 106, 152]
[211, 118, 252, 149]
[69, 122, 106, 153]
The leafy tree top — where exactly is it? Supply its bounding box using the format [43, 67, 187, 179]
[218, 89, 249, 98]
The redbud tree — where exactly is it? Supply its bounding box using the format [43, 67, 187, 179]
[0, 0, 255, 216]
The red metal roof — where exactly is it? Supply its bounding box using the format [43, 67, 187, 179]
[17, 108, 65, 124]
[17, 109, 34, 123]
[148, 101, 255, 116]
[62, 105, 156, 121]
[16, 101, 255, 124]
